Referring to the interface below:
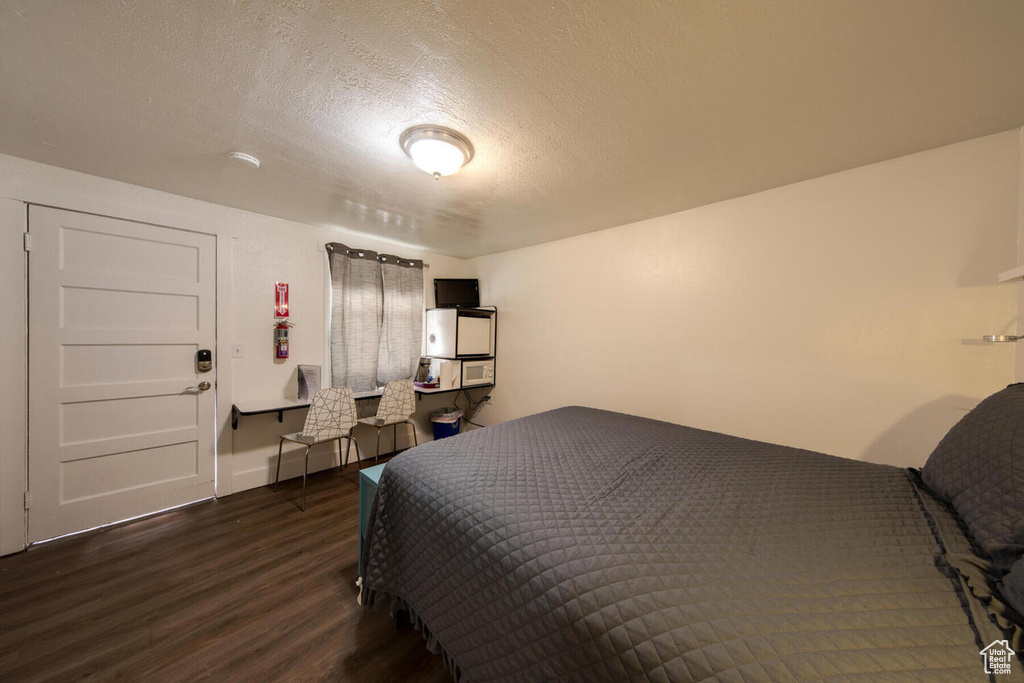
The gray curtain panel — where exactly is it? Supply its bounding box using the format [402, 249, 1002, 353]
[327, 243, 383, 392]
[377, 255, 424, 385]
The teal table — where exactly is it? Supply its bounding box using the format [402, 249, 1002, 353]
[358, 463, 387, 576]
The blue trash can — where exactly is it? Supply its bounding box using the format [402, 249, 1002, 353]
[430, 407, 463, 439]
[432, 418, 461, 439]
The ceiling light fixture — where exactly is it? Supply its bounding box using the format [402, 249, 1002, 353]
[400, 125, 474, 179]
[227, 151, 261, 169]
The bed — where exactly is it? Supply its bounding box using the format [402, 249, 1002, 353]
[361, 389, 1024, 681]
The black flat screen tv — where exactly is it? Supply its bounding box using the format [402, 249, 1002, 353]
[434, 278, 480, 308]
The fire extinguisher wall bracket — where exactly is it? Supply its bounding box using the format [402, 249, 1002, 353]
[275, 318, 294, 360]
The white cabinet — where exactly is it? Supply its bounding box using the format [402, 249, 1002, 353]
[426, 308, 495, 358]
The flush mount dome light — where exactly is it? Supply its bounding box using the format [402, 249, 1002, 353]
[227, 151, 260, 169]
[400, 125, 474, 179]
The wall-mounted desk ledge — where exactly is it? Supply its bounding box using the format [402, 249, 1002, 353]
[998, 265, 1024, 283]
[412, 383, 493, 400]
[231, 390, 382, 428]
[230, 384, 494, 429]
[231, 399, 310, 429]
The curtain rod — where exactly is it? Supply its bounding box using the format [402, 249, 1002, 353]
[325, 242, 429, 268]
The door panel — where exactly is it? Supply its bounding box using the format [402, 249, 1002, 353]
[62, 287, 199, 329]
[62, 345, 197, 385]
[60, 393, 199, 443]
[28, 207, 216, 542]
[61, 442, 199, 503]
[60, 225, 200, 280]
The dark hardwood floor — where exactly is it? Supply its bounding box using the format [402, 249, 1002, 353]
[0, 459, 449, 682]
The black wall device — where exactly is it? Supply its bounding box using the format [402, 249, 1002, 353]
[196, 349, 212, 373]
[434, 278, 480, 308]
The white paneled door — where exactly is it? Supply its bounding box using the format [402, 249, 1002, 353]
[28, 207, 216, 542]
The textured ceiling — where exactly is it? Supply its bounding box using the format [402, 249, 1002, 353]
[1, 1, 1023, 258]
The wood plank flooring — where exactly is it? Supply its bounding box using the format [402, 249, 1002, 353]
[0, 460, 449, 682]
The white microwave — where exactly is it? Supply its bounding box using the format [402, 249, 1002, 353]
[461, 358, 495, 387]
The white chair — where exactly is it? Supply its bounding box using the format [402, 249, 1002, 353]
[358, 379, 417, 461]
[275, 386, 360, 511]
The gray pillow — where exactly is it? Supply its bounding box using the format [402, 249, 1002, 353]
[921, 383, 1024, 571]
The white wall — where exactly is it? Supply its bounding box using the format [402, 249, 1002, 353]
[0, 199, 27, 556]
[469, 131, 1022, 467]
[0, 153, 469, 553]
[226, 228, 467, 493]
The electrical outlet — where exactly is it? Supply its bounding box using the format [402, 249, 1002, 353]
[231, 344, 244, 358]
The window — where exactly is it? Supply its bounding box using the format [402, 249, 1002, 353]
[326, 243, 423, 392]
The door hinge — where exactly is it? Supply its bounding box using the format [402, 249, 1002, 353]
[23, 490, 31, 510]
[23, 233, 32, 252]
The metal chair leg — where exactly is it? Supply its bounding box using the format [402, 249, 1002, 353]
[344, 437, 351, 467]
[393, 423, 398, 453]
[301, 445, 311, 512]
[274, 437, 284, 491]
[352, 436, 362, 467]
[409, 421, 418, 447]
[374, 427, 381, 463]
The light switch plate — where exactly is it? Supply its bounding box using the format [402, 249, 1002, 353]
[231, 344, 244, 358]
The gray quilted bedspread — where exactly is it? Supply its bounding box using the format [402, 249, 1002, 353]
[361, 407, 1013, 681]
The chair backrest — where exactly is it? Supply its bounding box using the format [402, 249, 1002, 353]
[377, 379, 415, 423]
[302, 387, 357, 442]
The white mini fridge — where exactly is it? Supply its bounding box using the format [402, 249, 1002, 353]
[425, 308, 495, 358]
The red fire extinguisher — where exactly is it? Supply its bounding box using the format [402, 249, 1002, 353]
[274, 282, 292, 359]
[275, 320, 293, 359]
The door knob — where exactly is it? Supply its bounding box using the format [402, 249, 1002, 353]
[185, 381, 211, 392]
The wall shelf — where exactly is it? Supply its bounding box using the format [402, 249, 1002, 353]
[998, 265, 1024, 283]
[230, 384, 494, 429]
